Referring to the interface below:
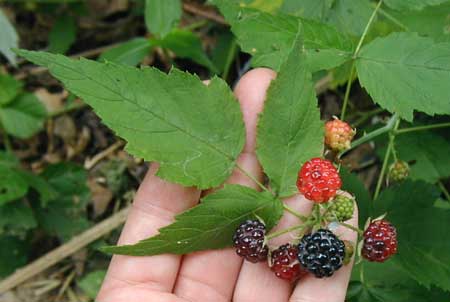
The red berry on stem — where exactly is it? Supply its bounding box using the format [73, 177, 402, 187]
[271, 244, 307, 282]
[362, 219, 397, 262]
[296, 158, 342, 203]
[324, 119, 355, 152]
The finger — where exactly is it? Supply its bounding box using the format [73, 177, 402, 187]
[233, 193, 314, 301]
[173, 68, 276, 301]
[97, 164, 201, 301]
[290, 206, 359, 302]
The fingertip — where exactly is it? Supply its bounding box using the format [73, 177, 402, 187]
[234, 68, 277, 152]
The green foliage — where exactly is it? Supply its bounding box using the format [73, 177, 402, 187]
[256, 29, 323, 197]
[0, 236, 28, 277]
[0, 93, 47, 139]
[340, 169, 371, 229]
[0, 9, 19, 65]
[0, 74, 22, 106]
[0, 152, 29, 205]
[99, 38, 152, 66]
[356, 33, 450, 121]
[15, 49, 245, 189]
[145, 0, 182, 38]
[0, 200, 37, 234]
[102, 185, 283, 255]
[211, 31, 237, 76]
[384, 0, 450, 11]
[48, 15, 77, 54]
[78, 270, 107, 299]
[374, 181, 450, 291]
[280, 0, 335, 20]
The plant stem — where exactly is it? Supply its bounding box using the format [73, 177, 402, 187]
[438, 181, 450, 202]
[375, 5, 408, 31]
[183, 19, 208, 31]
[283, 204, 307, 221]
[235, 163, 271, 194]
[340, 0, 383, 120]
[352, 108, 384, 127]
[222, 39, 238, 81]
[396, 122, 450, 135]
[340, 222, 363, 236]
[266, 221, 314, 240]
[373, 119, 400, 200]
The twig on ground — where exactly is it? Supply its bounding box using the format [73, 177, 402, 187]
[84, 140, 125, 170]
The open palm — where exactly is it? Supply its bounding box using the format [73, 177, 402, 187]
[97, 68, 358, 302]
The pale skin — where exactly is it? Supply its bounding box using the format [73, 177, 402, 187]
[97, 68, 358, 302]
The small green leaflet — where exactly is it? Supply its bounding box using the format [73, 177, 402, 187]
[48, 15, 77, 54]
[77, 270, 107, 299]
[280, 0, 335, 20]
[0, 9, 19, 65]
[0, 200, 37, 232]
[145, 0, 182, 38]
[15, 49, 245, 189]
[0, 93, 47, 139]
[356, 32, 450, 121]
[0, 236, 28, 277]
[99, 38, 151, 66]
[0, 74, 22, 106]
[213, 1, 354, 72]
[102, 185, 283, 255]
[384, 0, 450, 11]
[256, 27, 323, 197]
[374, 181, 450, 291]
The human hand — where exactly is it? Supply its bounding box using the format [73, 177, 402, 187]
[97, 68, 358, 302]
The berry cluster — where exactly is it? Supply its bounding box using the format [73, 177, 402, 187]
[232, 118, 398, 283]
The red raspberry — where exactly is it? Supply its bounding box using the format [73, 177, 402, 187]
[362, 219, 397, 262]
[296, 158, 342, 203]
[270, 244, 307, 282]
[324, 119, 355, 152]
[233, 220, 268, 263]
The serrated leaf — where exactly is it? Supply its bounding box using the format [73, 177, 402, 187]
[48, 15, 77, 54]
[99, 38, 151, 66]
[395, 131, 450, 183]
[356, 32, 450, 121]
[78, 270, 107, 299]
[213, 2, 354, 72]
[15, 49, 245, 189]
[145, 0, 181, 38]
[0, 236, 28, 277]
[151, 29, 218, 73]
[0, 166, 28, 205]
[384, 0, 450, 11]
[0, 93, 47, 139]
[280, 0, 335, 20]
[0, 200, 37, 233]
[102, 185, 283, 255]
[374, 181, 450, 291]
[256, 28, 323, 197]
[0, 9, 19, 65]
[0, 73, 22, 106]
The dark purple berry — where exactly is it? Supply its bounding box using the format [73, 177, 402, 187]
[233, 219, 268, 263]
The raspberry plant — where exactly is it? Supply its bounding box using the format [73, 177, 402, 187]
[13, 0, 450, 300]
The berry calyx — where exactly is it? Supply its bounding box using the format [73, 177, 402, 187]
[233, 219, 268, 263]
[388, 160, 409, 183]
[327, 193, 354, 222]
[297, 158, 342, 203]
[362, 219, 397, 262]
[297, 229, 346, 278]
[324, 119, 355, 152]
[270, 244, 307, 282]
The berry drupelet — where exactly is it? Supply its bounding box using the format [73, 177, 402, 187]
[270, 244, 307, 282]
[362, 219, 397, 262]
[233, 219, 268, 263]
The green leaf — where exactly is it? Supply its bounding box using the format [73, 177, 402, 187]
[384, 0, 450, 11]
[394, 131, 450, 183]
[15, 49, 245, 189]
[374, 181, 450, 291]
[356, 32, 450, 121]
[102, 185, 283, 255]
[0, 73, 22, 106]
[17, 170, 58, 205]
[0, 9, 19, 65]
[145, 0, 181, 37]
[48, 15, 77, 54]
[211, 31, 237, 75]
[340, 169, 371, 228]
[99, 38, 151, 66]
[280, 0, 335, 20]
[0, 93, 47, 138]
[0, 236, 28, 277]
[256, 28, 323, 197]
[220, 6, 354, 71]
[0, 200, 37, 233]
[0, 166, 28, 205]
[151, 29, 218, 72]
[78, 270, 107, 299]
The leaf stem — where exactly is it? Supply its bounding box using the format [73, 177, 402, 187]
[373, 119, 400, 200]
[339, 222, 363, 236]
[283, 204, 307, 221]
[340, 0, 383, 120]
[375, 5, 408, 31]
[222, 38, 238, 81]
[395, 122, 450, 135]
[235, 163, 271, 194]
[438, 181, 450, 202]
[266, 221, 314, 240]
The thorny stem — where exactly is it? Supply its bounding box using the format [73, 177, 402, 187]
[340, 0, 383, 121]
[373, 119, 400, 200]
[438, 181, 450, 202]
[340, 222, 364, 236]
[395, 122, 450, 135]
[283, 204, 307, 221]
